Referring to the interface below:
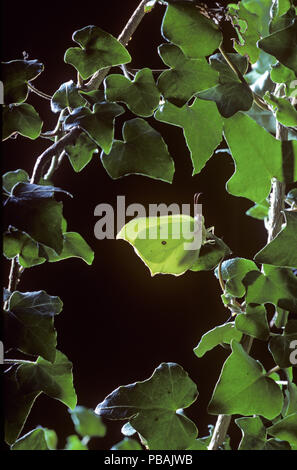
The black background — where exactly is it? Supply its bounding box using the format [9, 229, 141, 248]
[1, 0, 277, 450]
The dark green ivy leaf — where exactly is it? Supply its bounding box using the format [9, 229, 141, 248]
[254, 211, 297, 269]
[96, 362, 198, 450]
[258, 20, 297, 75]
[197, 53, 253, 118]
[215, 257, 259, 298]
[161, 1, 222, 58]
[235, 416, 267, 450]
[104, 68, 160, 117]
[189, 233, 231, 272]
[4, 290, 62, 362]
[64, 25, 131, 79]
[157, 43, 219, 107]
[65, 132, 98, 173]
[154, 99, 223, 175]
[269, 320, 297, 368]
[51, 80, 87, 113]
[101, 118, 174, 183]
[5, 351, 77, 444]
[2, 59, 44, 104]
[5, 182, 66, 254]
[111, 438, 142, 450]
[64, 102, 124, 154]
[2, 104, 43, 141]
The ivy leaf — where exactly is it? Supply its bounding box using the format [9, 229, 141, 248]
[4, 290, 62, 362]
[235, 416, 267, 450]
[154, 99, 223, 175]
[246, 200, 269, 220]
[64, 435, 88, 450]
[101, 118, 174, 183]
[194, 323, 242, 358]
[117, 214, 203, 276]
[223, 112, 295, 203]
[161, 1, 222, 58]
[5, 350, 76, 444]
[254, 211, 297, 269]
[258, 20, 297, 75]
[2, 59, 44, 104]
[11, 427, 57, 450]
[264, 92, 297, 127]
[64, 102, 124, 154]
[215, 257, 259, 298]
[3, 229, 46, 268]
[235, 305, 270, 341]
[244, 265, 297, 313]
[2, 169, 29, 193]
[111, 438, 142, 450]
[51, 80, 87, 113]
[104, 68, 160, 117]
[284, 381, 297, 416]
[157, 44, 219, 107]
[69, 406, 106, 438]
[96, 362, 198, 450]
[64, 25, 131, 79]
[5, 182, 66, 254]
[65, 132, 98, 173]
[43, 232, 94, 265]
[267, 414, 297, 448]
[270, 61, 296, 90]
[208, 341, 284, 420]
[228, 3, 262, 64]
[2, 104, 43, 141]
[269, 320, 297, 368]
[197, 53, 253, 118]
[189, 234, 231, 272]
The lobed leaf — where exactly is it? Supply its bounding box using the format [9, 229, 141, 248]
[96, 362, 198, 450]
[101, 118, 175, 183]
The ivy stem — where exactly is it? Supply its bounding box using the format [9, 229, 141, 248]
[84, 0, 153, 91]
[3, 359, 35, 365]
[27, 82, 51, 100]
[265, 365, 281, 376]
[30, 127, 82, 184]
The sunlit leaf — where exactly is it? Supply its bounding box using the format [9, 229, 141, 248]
[154, 99, 223, 175]
[96, 362, 198, 450]
[235, 304, 270, 341]
[194, 323, 242, 358]
[161, 2, 222, 58]
[11, 428, 53, 450]
[267, 414, 297, 448]
[65, 435, 88, 450]
[208, 341, 284, 419]
[157, 43, 219, 107]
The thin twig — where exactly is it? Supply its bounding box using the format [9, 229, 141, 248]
[27, 82, 51, 100]
[84, 0, 152, 91]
